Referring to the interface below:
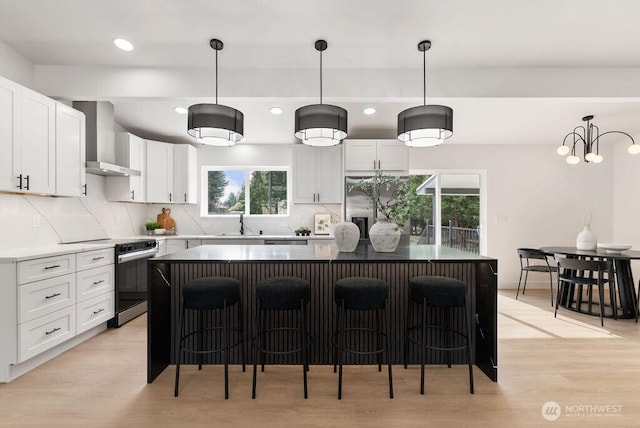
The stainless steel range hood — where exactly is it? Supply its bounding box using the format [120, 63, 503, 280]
[73, 101, 141, 177]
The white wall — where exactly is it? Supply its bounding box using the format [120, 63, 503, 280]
[409, 143, 615, 289]
[0, 41, 34, 87]
[613, 139, 640, 282]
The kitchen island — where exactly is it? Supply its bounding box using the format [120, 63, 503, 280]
[147, 243, 498, 383]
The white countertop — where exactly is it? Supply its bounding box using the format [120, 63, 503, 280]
[0, 234, 334, 262]
[0, 242, 115, 262]
[153, 234, 334, 241]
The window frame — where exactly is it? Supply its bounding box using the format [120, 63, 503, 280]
[200, 165, 290, 218]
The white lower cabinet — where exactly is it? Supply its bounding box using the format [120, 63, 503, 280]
[1, 247, 114, 381]
[18, 273, 76, 324]
[18, 305, 76, 363]
[76, 293, 114, 335]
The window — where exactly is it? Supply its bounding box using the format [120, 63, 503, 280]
[201, 167, 289, 216]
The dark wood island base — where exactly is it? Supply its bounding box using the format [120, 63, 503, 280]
[147, 244, 498, 384]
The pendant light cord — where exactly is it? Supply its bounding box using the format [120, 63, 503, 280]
[423, 47, 426, 106]
[215, 48, 218, 104]
[319, 48, 323, 104]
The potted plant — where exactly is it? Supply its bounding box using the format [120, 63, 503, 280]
[145, 221, 161, 235]
[295, 226, 311, 236]
[349, 172, 410, 252]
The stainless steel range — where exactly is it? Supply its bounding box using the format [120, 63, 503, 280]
[109, 239, 159, 327]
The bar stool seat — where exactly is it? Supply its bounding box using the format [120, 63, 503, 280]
[404, 275, 474, 394]
[175, 276, 246, 399]
[252, 276, 312, 399]
[333, 277, 393, 399]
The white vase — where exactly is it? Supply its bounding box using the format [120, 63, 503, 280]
[369, 218, 401, 252]
[576, 226, 597, 250]
[333, 222, 360, 252]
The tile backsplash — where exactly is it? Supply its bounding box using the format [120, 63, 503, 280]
[0, 174, 341, 250]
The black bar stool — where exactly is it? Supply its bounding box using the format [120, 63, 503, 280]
[333, 277, 393, 400]
[175, 276, 246, 399]
[252, 276, 312, 399]
[403, 276, 474, 394]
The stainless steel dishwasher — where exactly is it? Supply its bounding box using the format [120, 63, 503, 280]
[263, 239, 308, 245]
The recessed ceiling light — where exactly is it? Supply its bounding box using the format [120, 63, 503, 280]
[113, 38, 134, 52]
[174, 107, 188, 115]
[364, 107, 376, 115]
[270, 107, 283, 115]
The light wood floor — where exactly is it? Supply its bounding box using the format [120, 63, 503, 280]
[1, 290, 639, 427]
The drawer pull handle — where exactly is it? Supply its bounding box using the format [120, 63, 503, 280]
[92, 256, 105, 261]
[45, 292, 61, 299]
[45, 327, 61, 335]
[44, 265, 61, 270]
[93, 308, 105, 315]
[92, 279, 105, 285]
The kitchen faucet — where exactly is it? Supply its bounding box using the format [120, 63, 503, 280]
[239, 213, 244, 235]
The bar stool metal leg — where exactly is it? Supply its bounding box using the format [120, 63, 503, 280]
[337, 301, 345, 400]
[376, 309, 382, 372]
[223, 300, 229, 399]
[420, 297, 427, 395]
[252, 299, 261, 399]
[300, 299, 308, 399]
[384, 298, 394, 399]
[174, 306, 185, 397]
[464, 300, 475, 394]
[238, 298, 246, 372]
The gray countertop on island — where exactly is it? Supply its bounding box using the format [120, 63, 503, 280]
[153, 243, 493, 263]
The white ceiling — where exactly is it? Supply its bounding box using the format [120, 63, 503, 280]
[2, 0, 640, 146]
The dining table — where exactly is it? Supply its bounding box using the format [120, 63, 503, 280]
[540, 246, 640, 319]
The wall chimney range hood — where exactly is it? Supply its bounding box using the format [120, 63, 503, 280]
[73, 101, 141, 177]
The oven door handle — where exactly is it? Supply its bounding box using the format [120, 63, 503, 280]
[117, 248, 159, 263]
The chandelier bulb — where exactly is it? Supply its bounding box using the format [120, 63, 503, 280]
[566, 155, 580, 165]
[629, 144, 640, 155]
[557, 145, 570, 156]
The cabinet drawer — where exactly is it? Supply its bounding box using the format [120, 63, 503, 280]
[76, 293, 114, 334]
[76, 248, 114, 271]
[76, 265, 114, 303]
[18, 306, 76, 362]
[18, 273, 76, 323]
[18, 254, 76, 284]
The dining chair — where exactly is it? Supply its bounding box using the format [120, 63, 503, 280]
[554, 256, 616, 327]
[515, 248, 557, 306]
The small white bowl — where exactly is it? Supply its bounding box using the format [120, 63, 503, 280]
[154, 228, 166, 235]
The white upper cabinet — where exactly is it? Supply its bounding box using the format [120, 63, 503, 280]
[0, 77, 56, 194]
[344, 139, 409, 173]
[173, 144, 198, 204]
[146, 140, 174, 203]
[55, 103, 86, 197]
[106, 132, 146, 202]
[20, 87, 56, 194]
[293, 145, 342, 204]
[0, 75, 21, 192]
[0, 76, 84, 197]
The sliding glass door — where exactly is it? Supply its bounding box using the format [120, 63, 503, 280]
[409, 171, 486, 255]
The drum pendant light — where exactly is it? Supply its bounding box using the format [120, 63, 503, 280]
[397, 40, 453, 147]
[294, 40, 348, 146]
[187, 39, 244, 146]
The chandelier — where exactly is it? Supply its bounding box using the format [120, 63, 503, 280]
[557, 115, 639, 164]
